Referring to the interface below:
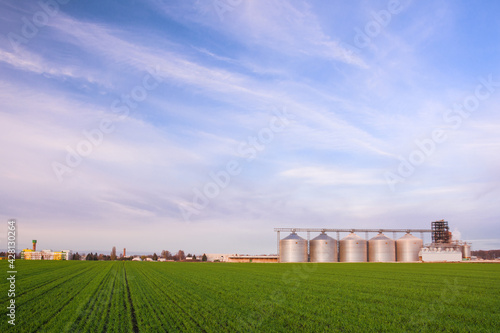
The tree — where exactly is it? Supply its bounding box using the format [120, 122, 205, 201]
[110, 246, 117, 261]
[72, 252, 81, 260]
[153, 253, 158, 261]
[140, 255, 147, 261]
[472, 250, 500, 260]
[202, 253, 207, 262]
[193, 255, 197, 260]
[86, 253, 92, 261]
[187, 253, 192, 257]
[177, 250, 185, 261]
[161, 250, 173, 259]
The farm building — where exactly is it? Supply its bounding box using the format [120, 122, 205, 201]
[228, 255, 278, 263]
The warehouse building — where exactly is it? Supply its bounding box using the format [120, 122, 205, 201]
[204, 253, 231, 262]
[228, 255, 278, 263]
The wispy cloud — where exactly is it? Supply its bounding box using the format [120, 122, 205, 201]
[1, 1, 499, 252]
[41, 12, 387, 160]
[281, 166, 386, 186]
[154, 0, 367, 67]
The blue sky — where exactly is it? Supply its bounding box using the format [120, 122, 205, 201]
[1, 0, 499, 254]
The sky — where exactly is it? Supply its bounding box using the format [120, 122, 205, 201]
[1, 0, 499, 255]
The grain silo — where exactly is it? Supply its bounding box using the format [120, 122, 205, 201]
[396, 233, 423, 262]
[461, 244, 471, 260]
[310, 232, 337, 262]
[368, 233, 395, 262]
[339, 233, 367, 262]
[279, 232, 308, 263]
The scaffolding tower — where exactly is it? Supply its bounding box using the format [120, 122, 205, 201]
[431, 220, 451, 244]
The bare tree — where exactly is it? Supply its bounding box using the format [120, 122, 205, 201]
[177, 250, 185, 261]
[110, 246, 117, 261]
[162, 250, 172, 260]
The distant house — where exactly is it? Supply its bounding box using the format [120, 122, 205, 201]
[132, 257, 142, 261]
[204, 254, 231, 262]
[144, 257, 153, 261]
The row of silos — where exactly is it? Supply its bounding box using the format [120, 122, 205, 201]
[280, 232, 423, 263]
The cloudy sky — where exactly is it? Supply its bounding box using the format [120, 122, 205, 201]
[1, 0, 499, 254]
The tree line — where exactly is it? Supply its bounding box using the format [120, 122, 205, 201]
[1, 249, 209, 261]
[83, 247, 211, 261]
[471, 250, 500, 260]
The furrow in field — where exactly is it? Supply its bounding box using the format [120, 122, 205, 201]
[126, 263, 198, 332]
[132, 264, 209, 332]
[21, 264, 106, 332]
[14, 263, 97, 300]
[37, 262, 119, 333]
[124, 264, 140, 333]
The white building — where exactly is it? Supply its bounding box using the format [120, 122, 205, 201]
[204, 253, 231, 262]
[419, 248, 462, 262]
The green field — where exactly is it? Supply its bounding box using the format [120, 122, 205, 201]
[2, 261, 499, 332]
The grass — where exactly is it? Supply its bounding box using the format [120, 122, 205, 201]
[1, 261, 499, 332]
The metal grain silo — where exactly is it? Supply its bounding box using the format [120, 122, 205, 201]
[310, 232, 338, 262]
[369, 233, 396, 262]
[461, 244, 471, 260]
[279, 232, 308, 263]
[339, 233, 367, 262]
[396, 233, 423, 262]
